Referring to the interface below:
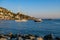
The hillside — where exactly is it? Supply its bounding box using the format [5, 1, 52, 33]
[0, 7, 41, 22]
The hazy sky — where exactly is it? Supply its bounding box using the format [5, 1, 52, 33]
[0, 0, 60, 19]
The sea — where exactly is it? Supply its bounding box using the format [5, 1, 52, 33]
[0, 19, 60, 37]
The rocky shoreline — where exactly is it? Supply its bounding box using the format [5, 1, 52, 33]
[0, 32, 60, 40]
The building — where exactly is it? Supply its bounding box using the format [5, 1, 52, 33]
[4, 16, 11, 20]
[0, 15, 4, 20]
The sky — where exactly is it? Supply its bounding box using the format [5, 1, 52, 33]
[0, 0, 60, 19]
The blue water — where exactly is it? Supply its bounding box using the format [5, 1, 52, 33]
[0, 19, 60, 37]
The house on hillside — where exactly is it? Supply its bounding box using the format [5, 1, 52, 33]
[4, 16, 11, 20]
[15, 15, 20, 20]
[0, 15, 4, 20]
[0, 8, 3, 12]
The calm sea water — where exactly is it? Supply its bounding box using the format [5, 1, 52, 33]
[0, 19, 60, 37]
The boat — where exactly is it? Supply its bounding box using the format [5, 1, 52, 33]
[47, 19, 52, 20]
[34, 19, 42, 22]
[15, 19, 28, 22]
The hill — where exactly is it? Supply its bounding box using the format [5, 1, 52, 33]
[0, 7, 41, 22]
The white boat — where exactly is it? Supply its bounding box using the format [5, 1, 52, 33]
[15, 19, 28, 22]
[39, 19, 42, 21]
[34, 19, 42, 22]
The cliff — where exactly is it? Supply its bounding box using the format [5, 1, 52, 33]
[0, 7, 41, 22]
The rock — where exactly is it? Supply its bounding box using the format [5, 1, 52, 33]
[55, 37, 60, 40]
[44, 34, 54, 40]
[37, 37, 44, 40]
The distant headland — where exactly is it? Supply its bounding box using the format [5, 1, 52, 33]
[0, 7, 42, 22]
